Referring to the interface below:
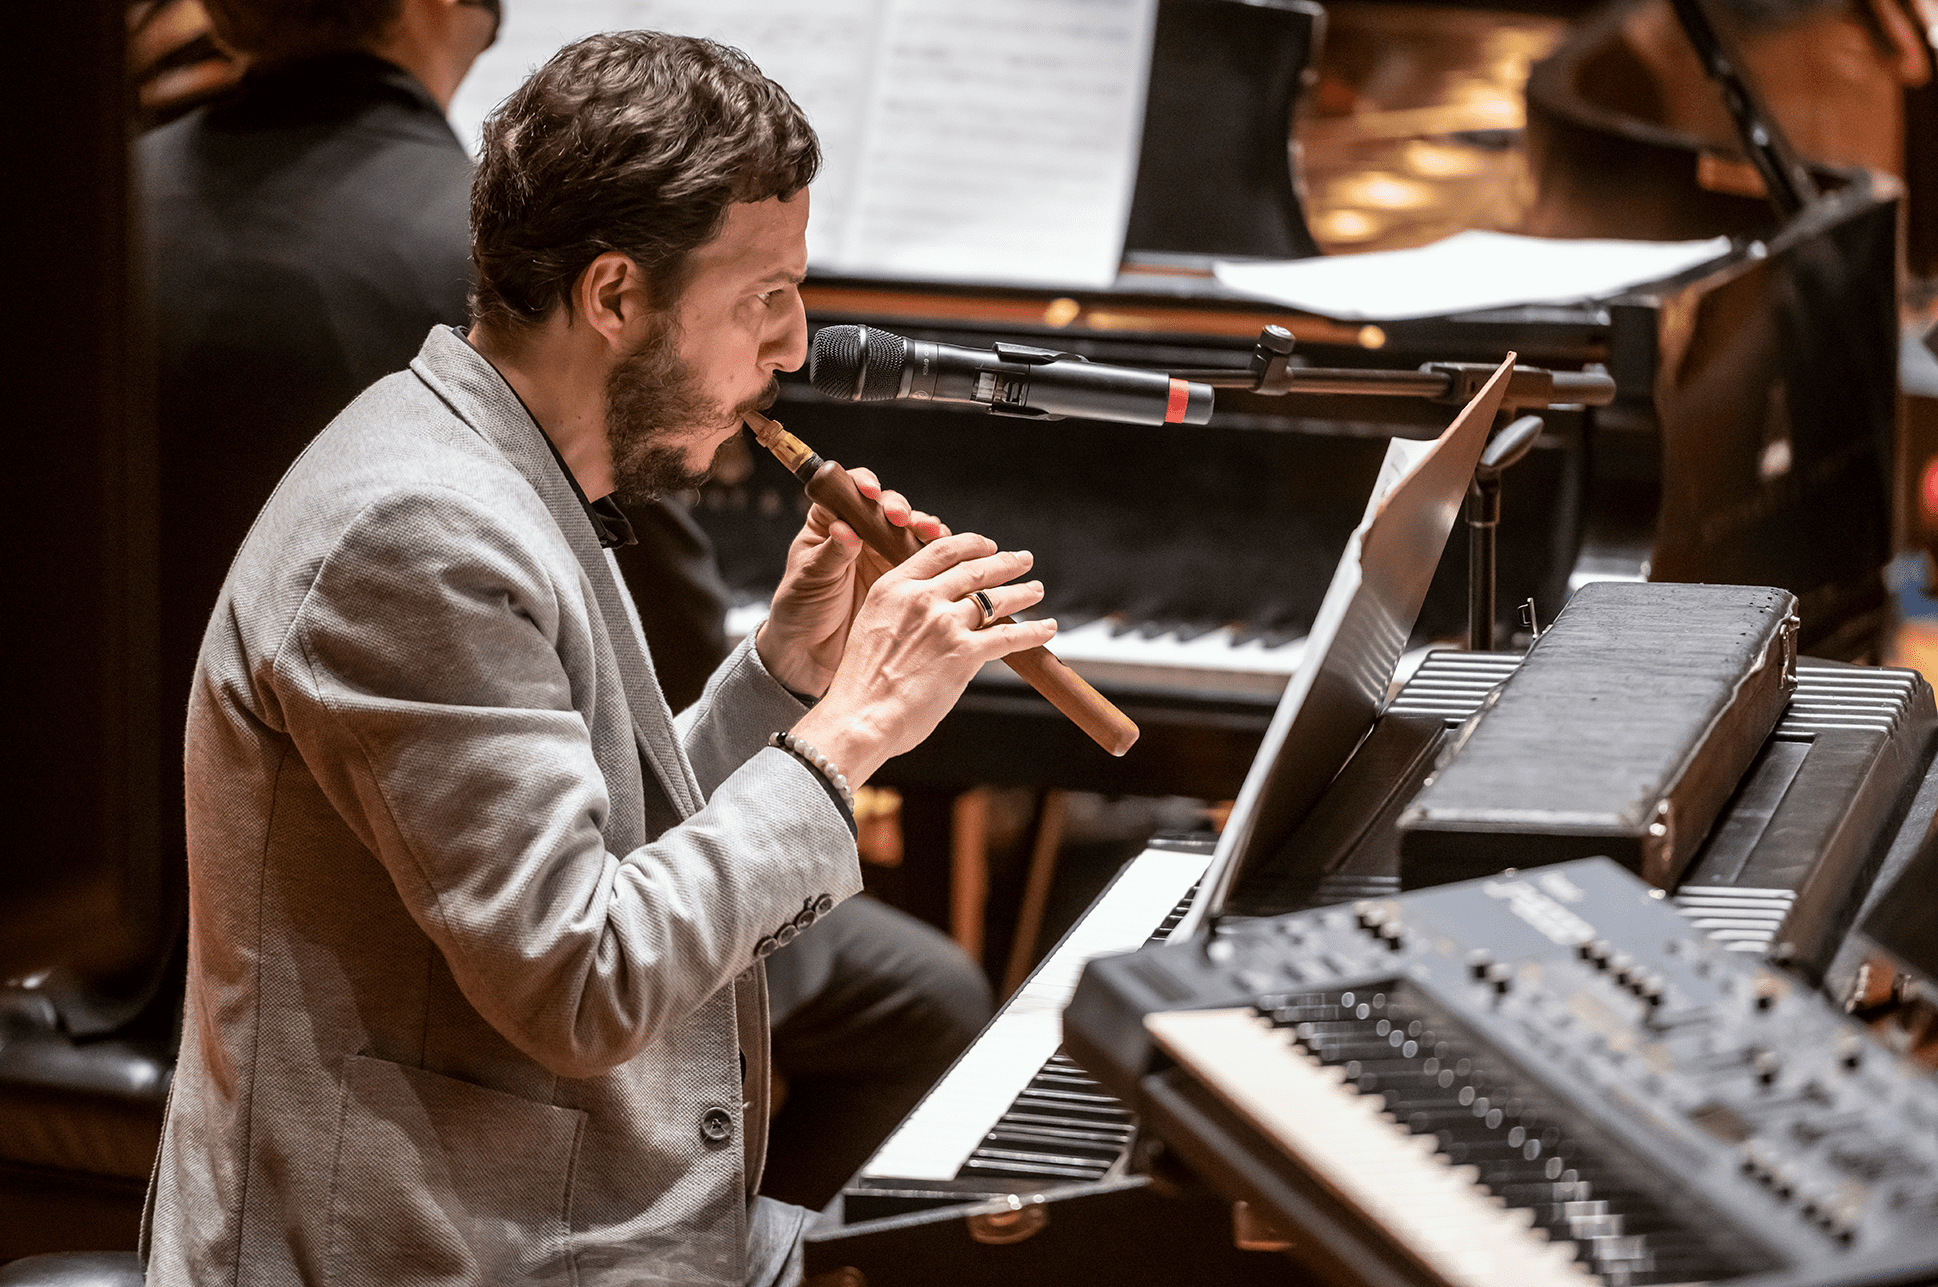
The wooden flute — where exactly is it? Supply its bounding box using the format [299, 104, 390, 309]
[744, 410, 1139, 757]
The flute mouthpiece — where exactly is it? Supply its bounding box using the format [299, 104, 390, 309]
[743, 410, 818, 474]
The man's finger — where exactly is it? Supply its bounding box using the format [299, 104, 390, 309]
[958, 580, 1044, 629]
[798, 519, 863, 573]
[892, 531, 999, 581]
[906, 510, 945, 543]
[875, 487, 914, 529]
[929, 548, 1035, 601]
[970, 618, 1059, 657]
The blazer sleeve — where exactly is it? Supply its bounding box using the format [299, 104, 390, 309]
[675, 632, 814, 800]
[269, 486, 861, 1080]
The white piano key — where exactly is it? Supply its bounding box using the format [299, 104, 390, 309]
[861, 844, 1213, 1183]
[1143, 1008, 1596, 1287]
[976, 618, 1306, 699]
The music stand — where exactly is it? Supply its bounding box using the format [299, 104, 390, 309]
[1175, 354, 1516, 938]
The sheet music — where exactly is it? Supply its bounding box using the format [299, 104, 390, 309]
[448, 0, 1156, 288]
[1213, 230, 1733, 321]
[827, 0, 1156, 287]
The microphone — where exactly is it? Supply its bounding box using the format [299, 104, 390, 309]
[809, 325, 1215, 426]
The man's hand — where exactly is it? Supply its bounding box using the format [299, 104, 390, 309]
[787, 533, 1057, 789]
[755, 467, 942, 699]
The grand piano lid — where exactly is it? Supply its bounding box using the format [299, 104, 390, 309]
[1175, 353, 1516, 938]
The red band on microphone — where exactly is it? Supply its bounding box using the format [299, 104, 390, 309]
[1165, 378, 1189, 423]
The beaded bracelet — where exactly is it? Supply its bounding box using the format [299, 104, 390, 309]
[769, 731, 855, 815]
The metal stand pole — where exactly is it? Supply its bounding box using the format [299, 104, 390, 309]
[1465, 413, 1547, 653]
[1467, 475, 1502, 651]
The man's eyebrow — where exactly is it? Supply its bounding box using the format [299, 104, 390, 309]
[755, 270, 807, 287]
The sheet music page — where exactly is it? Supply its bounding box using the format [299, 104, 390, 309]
[827, 0, 1156, 287]
[1213, 230, 1734, 321]
[447, 0, 1156, 287]
[448, 0, 883, 269]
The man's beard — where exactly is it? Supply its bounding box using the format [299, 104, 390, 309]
[603, 320, 776, 505]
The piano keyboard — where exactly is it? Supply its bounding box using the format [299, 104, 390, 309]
[1070, 858, 1938, 1287]
[1143, 1006, 1597, 1287]
[954, 1053, 1135, 1184]
[728, 603, 1309, 701]
[950, 884, 1203, 1186]
[852, 840, 1213, 1194]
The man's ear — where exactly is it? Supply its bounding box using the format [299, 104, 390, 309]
[573, 251, 654, 350]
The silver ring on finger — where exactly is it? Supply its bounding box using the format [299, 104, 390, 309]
[967, 588, 998, 629]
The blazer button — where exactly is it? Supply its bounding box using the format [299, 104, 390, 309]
[754, 936, 777, 959]
[774, 923, 798, 947]
[813, 894, 835, 916]
[792, 908, 816, 931]
[701, 1106, 734, 1146]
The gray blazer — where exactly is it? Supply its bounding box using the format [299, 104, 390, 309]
[144, 327, 861, 1286]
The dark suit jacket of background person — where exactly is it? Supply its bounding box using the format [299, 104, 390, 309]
[141, 53, 473, 722]
[133, 55, 734, 1038]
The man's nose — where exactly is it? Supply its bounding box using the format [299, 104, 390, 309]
[763, 292, 808, 374]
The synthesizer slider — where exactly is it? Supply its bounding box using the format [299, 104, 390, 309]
[1065, 858, 1938, 1287]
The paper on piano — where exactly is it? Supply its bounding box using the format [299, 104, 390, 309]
[448, 0, 1157, 289]
[1212, 230, 1732, 321]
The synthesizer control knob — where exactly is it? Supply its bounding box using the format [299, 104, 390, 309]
[1468, 950, 1494, 981]
[1754, 1050, 1781, 1086]
[1484, 962, 1514, 995]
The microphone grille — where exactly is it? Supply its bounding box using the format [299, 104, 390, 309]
[810, 325, 907, 401]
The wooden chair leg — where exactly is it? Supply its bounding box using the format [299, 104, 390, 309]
[1002, 789, 1069, 997]
[948, 788, 990, 961]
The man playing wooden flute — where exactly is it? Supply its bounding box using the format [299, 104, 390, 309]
[143, 31, 1054, 1287]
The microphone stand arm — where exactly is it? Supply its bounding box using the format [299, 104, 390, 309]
[1166, 325, 1619, 412]
[1167, 325, 1620, 651]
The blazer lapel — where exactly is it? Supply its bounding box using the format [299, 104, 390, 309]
[407, 327, 704, 819]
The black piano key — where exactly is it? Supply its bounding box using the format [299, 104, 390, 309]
[983, 1120, 1131, 1150]
[1143, 883, 1201, 946]
[957, 1153, 1115, 1182]
[1011, 1085, 1131, 1114]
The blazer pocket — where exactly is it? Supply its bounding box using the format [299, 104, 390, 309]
[327, 1054, 585, 1287]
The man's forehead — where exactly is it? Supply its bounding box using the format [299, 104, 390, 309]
[688, 194, 809, 285]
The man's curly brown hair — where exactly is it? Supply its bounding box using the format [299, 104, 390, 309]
[470, 31, 821, 331]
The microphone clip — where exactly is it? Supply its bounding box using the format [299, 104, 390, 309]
[993, 341, 1088, 366]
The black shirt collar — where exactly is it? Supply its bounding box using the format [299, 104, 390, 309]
[532, 429, 638, 550]
[457, 329, 638, 550]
